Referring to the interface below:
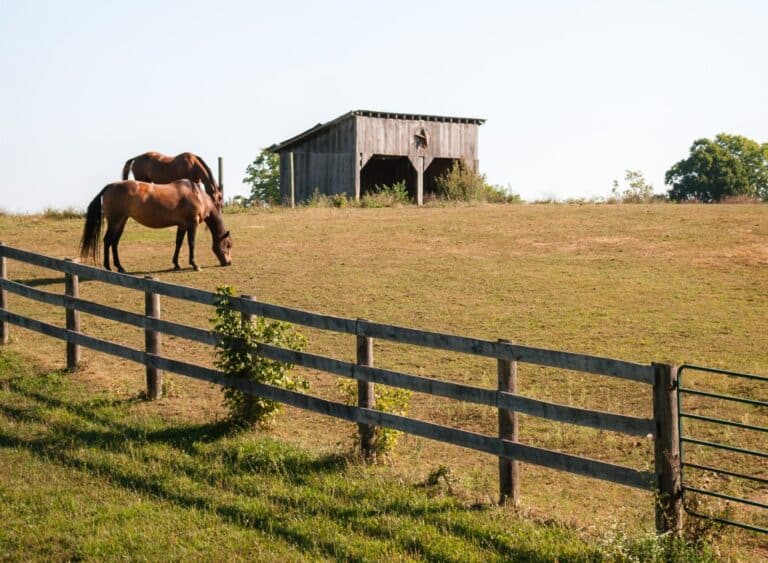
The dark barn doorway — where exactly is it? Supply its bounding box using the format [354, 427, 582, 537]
[360, 155, 417, 201]
[424, 158, 457, 198]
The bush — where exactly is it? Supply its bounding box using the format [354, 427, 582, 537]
[611, 170, 655, 203]
[305, 189, 353, 208]
[337, 379, 412, 460]
[435, 161, 521, 203]
[361, 181, 411, 208]
[212, 286, 308, 428]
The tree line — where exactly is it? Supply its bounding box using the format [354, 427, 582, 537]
[241, 133, 768, 205]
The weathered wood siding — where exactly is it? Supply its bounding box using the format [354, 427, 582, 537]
[356, 116, 478, 162]
[278, 116, 357, 202]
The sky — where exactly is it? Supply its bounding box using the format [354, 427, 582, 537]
[1, 0, 767, 212]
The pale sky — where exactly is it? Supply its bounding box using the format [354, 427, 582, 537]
[1, 0, 766, 212]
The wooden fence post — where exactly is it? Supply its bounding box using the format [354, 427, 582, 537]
[653, 362, 682, 534]
[498, 338, 520, 507]
[144, 277, 162, 400]
[356, 319, 375, 460]
[0, 242, 8, 345]
[64, 259, 81, 370]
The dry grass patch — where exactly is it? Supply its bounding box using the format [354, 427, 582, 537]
[1, 203, 766, 557]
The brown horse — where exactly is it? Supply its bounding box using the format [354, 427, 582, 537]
[80, 180, 232, 273]
[122, 151, 223, 211]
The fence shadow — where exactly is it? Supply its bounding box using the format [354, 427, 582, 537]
[0, 370, 565, 561]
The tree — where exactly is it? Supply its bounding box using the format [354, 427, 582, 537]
[665, 134, 768, 202]
[243, 148, 280, 205]
[611, 170, 654, 203]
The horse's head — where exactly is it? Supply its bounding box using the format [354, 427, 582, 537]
[213, 230, 232, 266]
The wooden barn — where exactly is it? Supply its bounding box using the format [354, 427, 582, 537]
[269, 110, 485, 205]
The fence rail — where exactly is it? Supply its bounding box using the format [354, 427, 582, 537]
[0, 243, 681, 532]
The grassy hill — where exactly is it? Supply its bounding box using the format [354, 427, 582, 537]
[0, 203, 765, 559]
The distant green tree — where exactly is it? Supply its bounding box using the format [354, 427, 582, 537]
[611, 170, 654, 203]
[665, 134, 768, 202]
[243, 149, 280, 205]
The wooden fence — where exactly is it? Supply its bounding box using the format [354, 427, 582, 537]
[0, 243, 683, 533]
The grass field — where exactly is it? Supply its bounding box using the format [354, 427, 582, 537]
[0, 203, 766, 559]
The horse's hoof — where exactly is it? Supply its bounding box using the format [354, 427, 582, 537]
[193, 265, 201, 272]
[173, 264, 181, 271]
[117, 268, 126, 274]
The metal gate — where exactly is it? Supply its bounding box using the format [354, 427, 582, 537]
[677, 365, 768, 534]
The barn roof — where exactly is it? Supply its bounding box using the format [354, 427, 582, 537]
[269, 109, 485, 152]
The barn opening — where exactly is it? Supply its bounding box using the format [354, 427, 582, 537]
[424, 158, 457, 196]
[360, 155, 417, 201]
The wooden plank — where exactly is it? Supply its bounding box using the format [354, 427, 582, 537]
[236, 297, 357, 334]
[0, 310, 145, 364]
[0, 245, 217, 306]
[257, 343, 653, 436]
[0, 278, 216, 346]
[357, 409, 655, 490]
[499, 393, 656, 437]
[148, 355, 359, 423]
[358, 320, 654, 384]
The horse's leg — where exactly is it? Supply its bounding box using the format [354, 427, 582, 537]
[172, 227, 186, 270]
[111, 219, 128, 274]
[186, 223, 200, 271]
[103, 226, 112, 271]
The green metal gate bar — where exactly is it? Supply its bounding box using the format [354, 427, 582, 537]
[678, 364, 768, 535]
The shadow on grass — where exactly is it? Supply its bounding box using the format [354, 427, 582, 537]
[13, 276, 66, 287]
[0, 372, 581, 562]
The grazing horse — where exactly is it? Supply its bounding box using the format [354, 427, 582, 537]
[80, 180, 232, 273]
[122, 151, 223, 211]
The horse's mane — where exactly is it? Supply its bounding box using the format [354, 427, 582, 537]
[193, 154, 219, 192]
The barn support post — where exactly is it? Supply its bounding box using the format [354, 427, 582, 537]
[289, 152, 295, 208]
[144, 277, 162, 400]
[417, 156, 424, 206]
[653, 362, 682, 535]
[354, 153, 361, 201]
[356, 319, 375, 461]
[217, 157, 224, 194]
[0, 242, 8, 345]
[64, 259, 81, 371]
[498, 338, 520, 507]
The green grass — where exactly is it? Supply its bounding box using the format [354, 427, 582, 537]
[0, 350, 694, 561]
[0, 203, 766, 559]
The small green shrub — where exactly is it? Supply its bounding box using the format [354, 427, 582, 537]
[435, 161, 486, 201]
[337, 379, 412, 459]
[611, 170, 655, 203]
[305, 189, 353, 208]
[435, 162, 521, 203]
[361, 181, 411, 208]
[212, 285, 308, 428]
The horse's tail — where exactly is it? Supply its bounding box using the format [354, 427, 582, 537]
[79, 186, 107, 262]
[122, 156, 136, 180]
